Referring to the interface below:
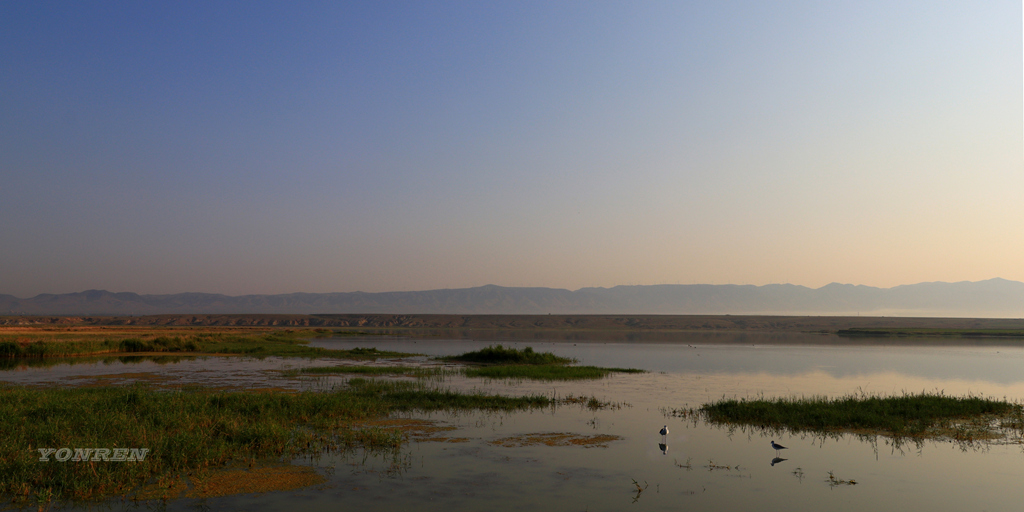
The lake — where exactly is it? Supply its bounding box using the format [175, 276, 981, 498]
[6, 331, 1024, 511]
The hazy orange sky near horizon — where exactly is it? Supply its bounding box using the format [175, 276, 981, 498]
[1, 2, 1021, 297]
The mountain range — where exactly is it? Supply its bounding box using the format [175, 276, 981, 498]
[2, 278, 1023, 317]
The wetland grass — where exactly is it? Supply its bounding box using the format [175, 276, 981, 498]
[441, 345, 574, 365]
[0, 326, 417, 360]
[436, 345, 643, 380]
[463, 364, 643, 380]
[691, 392, 1024, 442]
[0, 380, 551, 505]
[191, 333, 413, 359]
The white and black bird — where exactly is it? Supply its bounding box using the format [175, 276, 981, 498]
[660, 425, 669, 436]
[770, 440, 787, 456]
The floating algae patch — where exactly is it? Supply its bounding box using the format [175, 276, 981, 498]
[489, 433, 622, 448]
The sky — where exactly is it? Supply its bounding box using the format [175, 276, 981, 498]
[1, 1, 1021, 298]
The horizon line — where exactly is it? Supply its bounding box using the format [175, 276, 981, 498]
[4, 277, 1017, 300]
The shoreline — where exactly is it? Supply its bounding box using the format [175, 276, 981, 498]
[3, 313, 1024, 333]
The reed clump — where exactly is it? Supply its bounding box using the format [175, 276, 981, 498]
[441, 345, 574, 365]
[0, 339, 122, 358]
[696, 392, 1023, 440]
[119, 336, 199, 353]
[434, 345, 644, 380]
[189, 333, 413, 359]
[463, 364, 643, 380]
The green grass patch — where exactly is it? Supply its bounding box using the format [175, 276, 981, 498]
[441, 345, 574, 365]
[0, 380, 551, 505]
[688, 392, 1024, 440]
[0, 339, 125, 358]
[464, 365, 644, 381]
[119, 336, 199, 353]
[0, 329, 418, 360]
[193, 334, 415, 359]
[436, 345, 643, 380]
[280, 346, 645, 383]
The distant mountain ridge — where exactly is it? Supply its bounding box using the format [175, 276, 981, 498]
[2, 278, 1023, 317]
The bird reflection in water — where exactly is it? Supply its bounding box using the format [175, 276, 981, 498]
[770, 440, 789, 466]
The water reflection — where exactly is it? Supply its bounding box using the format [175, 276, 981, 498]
[310, 333, 1024, 387]
[6, 333, 1024, 511]
[0, 354, 333, 390]
[0, 354, 197, 370]
[331, 328, 1024, 348]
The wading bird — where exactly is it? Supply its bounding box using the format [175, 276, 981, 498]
[770, 440, 787, 456]
[660, 426, 669, 436]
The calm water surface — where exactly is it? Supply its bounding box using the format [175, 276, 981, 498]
[7, 332, 1024, 511]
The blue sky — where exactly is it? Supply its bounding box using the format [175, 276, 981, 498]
[1, 1, 1021, 297]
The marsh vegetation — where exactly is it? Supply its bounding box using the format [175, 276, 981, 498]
[0, 379, 553, 504]
[440, 344, 575, 365]
[285, 363, 644, 381]
[0, 331, 647, 505]
[7, 324, 1024, 511]
[284, 345, 644, 382]
[674, 392, 1024, 444]
[439, 345, 643, 380]
[0, 326, 415, 359]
